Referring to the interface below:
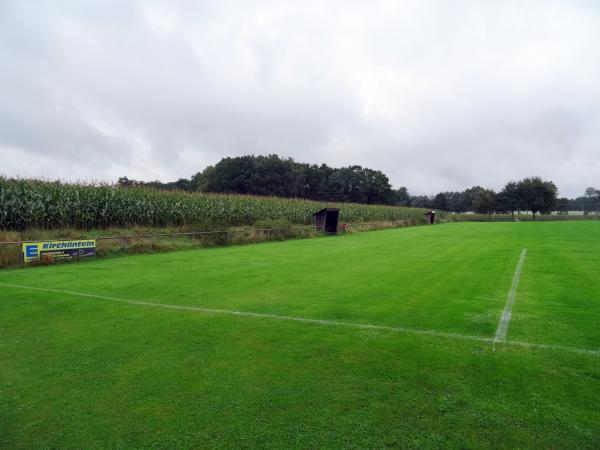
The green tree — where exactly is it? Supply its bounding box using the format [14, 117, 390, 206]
[394, 187, 411, 206]
[189, 156, 396, 204]
[445, 192, 464, 213]
[117, 176, 139, 187]
[472, 189, 497, 219]
[556, 197, 570, 215]
[362, 167, 394, 204]
[452, 186, 486, 213]
[326, 165, 393, 204]
[497, 181, 521, 218]
[410, 195, 434, 209]
[516, 177, 558, 220]
[298, 163, 333, 200]
[433, 193, 449, 211]
[191, 166, 217, 192]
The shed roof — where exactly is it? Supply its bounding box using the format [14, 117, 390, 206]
[313, 208, 340, 215]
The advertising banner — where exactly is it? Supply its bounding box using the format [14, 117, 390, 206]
[22, 240, 96, 264]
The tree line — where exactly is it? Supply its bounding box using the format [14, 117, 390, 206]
[413, 184, 598, 218]
[118, 154, 598, 218]
[554, 187, 600, 214]
[120, 154, 397, 204]
[409, 178, 559, 219]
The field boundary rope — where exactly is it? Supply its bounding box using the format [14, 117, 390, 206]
[0, 220, 407, 246]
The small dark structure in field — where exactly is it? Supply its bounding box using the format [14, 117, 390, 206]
[313, 208, 340, 234]
[424, 210, 436, 224]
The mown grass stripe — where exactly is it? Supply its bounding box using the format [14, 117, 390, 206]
[1, 282, 597, 357]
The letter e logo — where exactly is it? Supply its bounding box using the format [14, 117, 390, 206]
[25, 245, 38, 258]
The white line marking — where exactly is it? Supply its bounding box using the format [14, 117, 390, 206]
[494, 249, 527, 344]
[1, 282, 597, 356]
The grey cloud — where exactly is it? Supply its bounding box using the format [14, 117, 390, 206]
[1, 0, 600, 196]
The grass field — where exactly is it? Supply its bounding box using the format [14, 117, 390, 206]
[1, 222, 599, 449]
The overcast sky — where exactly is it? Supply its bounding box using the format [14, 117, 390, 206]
[1, 1, 599, 196]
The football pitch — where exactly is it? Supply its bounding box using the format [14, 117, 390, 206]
[1, 221, 599, 448]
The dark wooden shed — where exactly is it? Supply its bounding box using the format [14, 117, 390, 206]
[424, 210, 436, 224]
[313, 208, 340, 234]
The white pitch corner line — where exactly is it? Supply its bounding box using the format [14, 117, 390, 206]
[494, 248, 527, 346]
[1, 280, 597, 357]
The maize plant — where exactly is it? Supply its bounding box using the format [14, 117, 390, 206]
[0, 177, 429, 231]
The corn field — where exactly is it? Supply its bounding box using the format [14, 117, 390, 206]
[0, 177, 429, 231]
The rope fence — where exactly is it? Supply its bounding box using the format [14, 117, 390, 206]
[0, 220, 409, 268]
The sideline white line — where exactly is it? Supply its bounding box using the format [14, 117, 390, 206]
[494, 249, 527, 344]
[1, 282, 597, 356]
